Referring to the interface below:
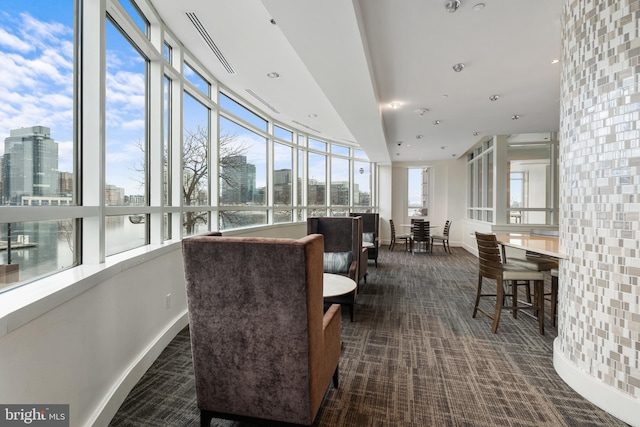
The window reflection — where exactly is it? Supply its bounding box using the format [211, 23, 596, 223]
[106, 215, 147, 256]
[1, 220, 76, 291]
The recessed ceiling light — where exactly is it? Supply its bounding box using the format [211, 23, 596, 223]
[472, 3, 485, 11]
[433, 120, 441, 125]
[267, 72, 279, 78]
[473, 132, 480, 136]
[416, 135, 424, 139]
[442, 94, 449, 98]
[451, 154, 456, 157]
[452, 63, 465, 72]
[489, 94, 499, 101]
[441, 146, 446, 150]
[270, 18, 277, 25]
[390, 102, 401, 109]
[415, 108, 429, 115]
[551, 59, 560, 64]
[308, 113, 317, 118]
[512, 114, 520, 120]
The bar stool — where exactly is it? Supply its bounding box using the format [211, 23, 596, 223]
[474, 232, 546, 334]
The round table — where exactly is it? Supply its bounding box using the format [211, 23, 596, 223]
[323, 273, 357, 298]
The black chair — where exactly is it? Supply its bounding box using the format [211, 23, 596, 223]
[431, 220, 452, 253]
[410, 220, 431, 254]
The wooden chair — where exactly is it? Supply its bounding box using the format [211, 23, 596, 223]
[389, 219, 410, 251]
[350, 212, 379, 267]
[410, 220, 431, 254]
[473, 232, 546, 334]
[430, 220, 452, 253]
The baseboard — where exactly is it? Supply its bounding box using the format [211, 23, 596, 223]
[88, 311, 189, 426]
[553, 338, 640, 427]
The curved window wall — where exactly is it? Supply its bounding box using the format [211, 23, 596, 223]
[0, 0, 376, 292]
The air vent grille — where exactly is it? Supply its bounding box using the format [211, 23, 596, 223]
[245, 89, 280, 114]
[292, 120, 321, 134]
[186, 12, 236, 75]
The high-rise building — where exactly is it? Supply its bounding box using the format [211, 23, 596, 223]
[220, 155, 256, 204]
[2, 126, 59, 205]
[59, 171, 73, 196]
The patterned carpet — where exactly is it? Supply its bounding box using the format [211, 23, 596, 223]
[109, 246, 629, 427]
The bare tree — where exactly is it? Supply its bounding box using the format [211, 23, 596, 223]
[132, 125, 248, 234]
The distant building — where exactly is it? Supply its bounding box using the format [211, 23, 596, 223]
[105, 184, 125, 205]
[2, 126, 59, 205]
[59, 171, 73, 196]
[220, 155, 256, 204]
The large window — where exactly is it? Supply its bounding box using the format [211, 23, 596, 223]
[407, 168, 429, 217]
[0, 0, 78, 288]
[467, 139, 494, 222]
[507, 143, 554, 224]
[0, 0, 377, 293]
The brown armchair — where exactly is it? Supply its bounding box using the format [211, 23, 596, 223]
[307, 216, 365, 321]
[182, 234, 341, 427]
[350, 212, 379, 267]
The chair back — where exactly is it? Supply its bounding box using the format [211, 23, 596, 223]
[475, 232, 503, 280]
[389, 219, 396, 239]
[412, 220, 431, 242]
[182, 234, 339, 425]
[443, 220, 451, 236]
[350, 212, 379, 236]
[307, 216, 362, 253]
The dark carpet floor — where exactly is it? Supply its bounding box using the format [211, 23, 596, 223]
[109, 246, 629, 427]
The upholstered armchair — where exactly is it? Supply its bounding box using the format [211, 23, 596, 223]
[182, 234, 341, 427]
[307, 216, 364, 321]
[350, 212, 379, 267]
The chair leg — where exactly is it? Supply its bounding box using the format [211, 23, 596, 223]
[511, 280, 518, 319]
[473, 275, 483, 318]
[332, 365, 339, 388]
[349, 303, 354, 322]
[551, 275, 558, 327]
[492, 277, 504, 333]
[535, 279, 545, 335]
[201, 410, 214, 427]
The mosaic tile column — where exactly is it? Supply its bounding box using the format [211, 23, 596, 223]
[556, 0, 640, 424]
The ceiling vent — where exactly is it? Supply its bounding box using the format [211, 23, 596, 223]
[245, 89, 280, 114]
[292, 120, 320, 134]
[185, 12, 236, 74]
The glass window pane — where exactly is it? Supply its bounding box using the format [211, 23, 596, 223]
[274, 209, 292, 224]
[330, 157, 349, 206]
[274, 143, 292, 206]
[1, 220, 76, 291]
[309, 138, 326, 152]
[106, 214, 147, 256]
[354, 161, 371, 206]
[183, 62, 210, 96]
[105, 19, 147, 207]
[117, 0, 148, 36]
[219, 210, 267, 230]
[219, 116, 268, 230]
[297, 149, 304, 207]
[163, 76, 171, 206]
[163, 42, 172, 64]
[331, 144, 350, 156]
[507, 144, 552, 224]
[0, 1, 75, 206]
[354, 149, 368, 160]
[274, 125, 293, 142]
[183, 211, 208, 236]
[308, 152, 326, 205]
[219, 93, 267, 132]
[297, 134, 305, 146]
[408, 167, 428, 216]
[182, 92, 209, 208]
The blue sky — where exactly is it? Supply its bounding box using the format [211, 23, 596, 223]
[0, 2, 74, 172]
[0, 0, 148, 196]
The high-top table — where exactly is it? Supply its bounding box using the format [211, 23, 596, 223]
[493, 232, 567, 259]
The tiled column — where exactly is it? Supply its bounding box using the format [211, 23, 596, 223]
[556, 1, 640, 425]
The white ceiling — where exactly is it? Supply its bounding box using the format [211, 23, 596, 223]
[150, 0, 562, 165]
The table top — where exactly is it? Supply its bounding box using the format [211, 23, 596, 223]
[494, 233, 567, 259]
[323, 273, 357, 298]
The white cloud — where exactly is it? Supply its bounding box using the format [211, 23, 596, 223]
[0, 27, 32, 53]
